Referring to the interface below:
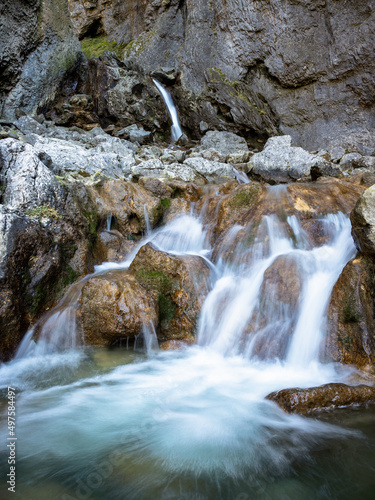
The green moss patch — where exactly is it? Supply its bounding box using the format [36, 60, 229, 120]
[81, 37, 125, 60]
[343, 301, 362, 324]
[135, 268, 176, 324]
[158, 294, 176, 324]
[229, 185, 262, 210]
[25, 284, 47, 316]
[135, 269, 172, 292]
[60, 266, 81, 288]
[153, 198, 171, 223]
[26, 205, 61, 220]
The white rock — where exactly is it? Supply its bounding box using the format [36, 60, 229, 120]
[249, 135, 331, 183]
[198, 130, 249, 156]
[183, 157, 236, 183]
[0, 138, 63, 210]
[33, 136, 135, 180]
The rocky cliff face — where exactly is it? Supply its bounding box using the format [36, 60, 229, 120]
[0, 0, 82, 120]
[70, 0, 375, 153]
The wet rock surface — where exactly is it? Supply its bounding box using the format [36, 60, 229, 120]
[266, 383, 375, 415]
[248, 255, 304, 360]
[130, 243, 211, 341]
[325, 255, 375, 368]
[80, 270, 158, 346]
[249, 136, 338, 184]
[351, 185, 375, 257]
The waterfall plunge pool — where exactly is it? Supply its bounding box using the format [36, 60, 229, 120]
[1, 207, 375, 499]
[0, 347, 375, 499]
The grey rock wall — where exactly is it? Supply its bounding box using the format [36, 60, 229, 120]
[81, 0, 375, 153]
[0, 0, 82, 120]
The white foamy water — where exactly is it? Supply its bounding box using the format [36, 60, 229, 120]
[153, 79, 183, 142]
[198, 212, 356, 367]
[0, 205, 367, 500]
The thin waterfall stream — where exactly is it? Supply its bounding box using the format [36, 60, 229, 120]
[1, 190, 375, 499]
[153, 79, 183, 142]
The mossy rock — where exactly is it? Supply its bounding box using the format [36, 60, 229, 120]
[81, 37, 126, 60]
[130, 243, 211, 340]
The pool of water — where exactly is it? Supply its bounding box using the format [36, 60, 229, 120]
[1, 347, 374, 500]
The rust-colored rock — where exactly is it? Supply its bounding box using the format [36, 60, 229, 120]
[266, 383, 375, 415]
[204, 178, 366, 262]
[95, 230, 135, 263]
[138, 177, 173, 199]
[80, 270, 157, 346]
[247, 255, 303, 360]
[324, 255, 375, 368]
[130, 243, 211, 341]
[162, 198, 191, 225]
[351, 184, 375, 258]
[160, 338, 195, 351]
[88, 180, 160, 236]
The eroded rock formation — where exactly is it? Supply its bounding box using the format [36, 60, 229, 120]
[266, 383, 375, 415]
[0, 0, 82, 120]
[68, 0, 375, 153]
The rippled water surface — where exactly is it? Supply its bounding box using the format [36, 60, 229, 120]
[1, 206, 375, 499]
[1, 347, 375, 500]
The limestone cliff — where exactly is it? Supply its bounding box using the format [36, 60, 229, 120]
[0, 0, 82, 120]
[70, 0, 375, 153]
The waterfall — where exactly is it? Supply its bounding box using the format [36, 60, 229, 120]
[233, 167, 250, 184]
[106, 213, 112, 231]
[2, 199, 370, 500]
[153, 79, 183, 142]
[13, 200, 355, 366]
[144, 204, 151, 235]
[197, 211, 356, 365]
[142, 322, 159, 354]
[14, 213, 210, 358]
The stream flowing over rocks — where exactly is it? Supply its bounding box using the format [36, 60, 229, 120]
[1, 1, 375, 498]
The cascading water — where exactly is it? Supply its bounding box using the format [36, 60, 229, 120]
[1, 196, 374, 500]
[153, 79, 183, 142]
[106, 213, 112, 232]
[13, 212, 210, 357]
[198, 211, 356, 364]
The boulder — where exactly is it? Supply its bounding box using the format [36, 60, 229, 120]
[95, 230, 136, 264]
[0, 138, 64, 211]
[114, 124, 152, 145]
[132, 159, 211, 184]
[183, 157, 236, 183]
[266, 383, 375, 415]
[80, 271, 158, 346]
[198, 131, 249, 157]
[351, 185, 375, 257]
[14, 116, 47, 136]
[340, 153, 363, 168]
[324, 256, 375, 368]
[87, 180, 160, 236]
[32, 135, 136, 181]
[132, 159, 165, 179]
[138, 177, 174, 198]
[130, 243, 211, 341]
[249, 136, 337, 184]
[341, 154, 375, 172]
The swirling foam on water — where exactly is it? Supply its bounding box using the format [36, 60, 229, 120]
[0, 209, 371, 499]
